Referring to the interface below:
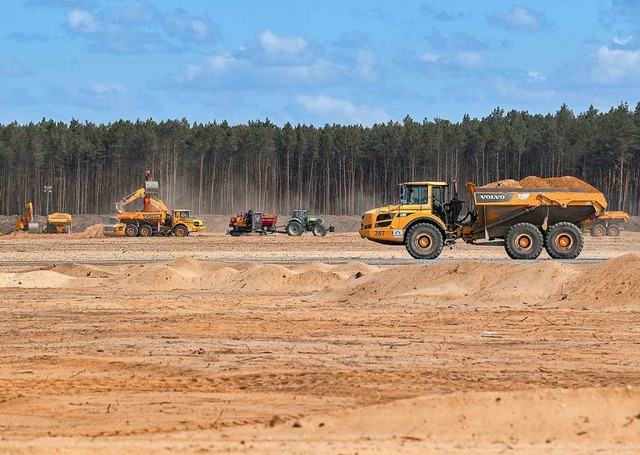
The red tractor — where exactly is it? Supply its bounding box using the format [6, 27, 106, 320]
[228, 210, 278, 235]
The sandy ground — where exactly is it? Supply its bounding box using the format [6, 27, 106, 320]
[1, 231, 640, 454]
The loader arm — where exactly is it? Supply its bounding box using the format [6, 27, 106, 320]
[148, 197, 169, 212]
[115, 188, 146, 213]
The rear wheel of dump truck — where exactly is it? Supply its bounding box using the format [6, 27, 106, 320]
[606, 224, 620, 236]
[505, 223, 544, 260]
[125, 224, 138, 237]
[545, 222, 584, 259]
[591, 223, 605, 237]
[405, 223, 444, 260]
[139, 224, 153, 237]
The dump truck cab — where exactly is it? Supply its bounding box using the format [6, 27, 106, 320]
[171, 209, 204, 237]
[360, 181, 452, 247]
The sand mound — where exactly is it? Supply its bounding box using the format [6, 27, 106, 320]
[168, 256, 205, 273]
[52, 263, 114, 278]
[123, 264, 200, 290]
[481, 175, 599, 192]
[263, 386, 640, 446]
[231, 264, 296, 291]
[0, 270, 75, 288]
[563, 253, 640, 308]
[318, 261, 577, 306]
[286, 269, 348, 291]
[329, 262, 380, 277]
[78, 224, 104, 238]
[290, 262, 334, 273]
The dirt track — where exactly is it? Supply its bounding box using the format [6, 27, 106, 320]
[1, 232, 640, 454]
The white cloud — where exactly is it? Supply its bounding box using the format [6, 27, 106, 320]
[259, 30, 308, 56]
[420, 52, 440, 63]
[489, 7, 551, 32]
[297, 94, 390, 125]
[455, 52, 485, 69]
[592, 45, 640, 84]
[86, 81, 126, 95]
[353, 50, 378, 84]
[527, 71, 546, 82]
[613, 36, 633, 46]
[67, 9, 100, 33]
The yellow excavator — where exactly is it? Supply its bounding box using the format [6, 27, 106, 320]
[105, 170, 205, 237]
[15, 202, 39, 233]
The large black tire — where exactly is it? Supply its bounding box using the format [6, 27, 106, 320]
[405, 223, 444, 260]
[125, 224, 138, 237]
[505, 223, 544, 260]
[173, 224, 189, 237]
[286, 221, 303, 236]
[312, 224, 327, 237]
[139, 224, 153, 237]
[545, 222, 584, 259]
[591, 223, 605, 237]
[606, 224, 621, 237]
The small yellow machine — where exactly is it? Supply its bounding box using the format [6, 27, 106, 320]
[15, 202, 39, 232]
[580, 211, 629, 237]
[45, 212, 72, 234]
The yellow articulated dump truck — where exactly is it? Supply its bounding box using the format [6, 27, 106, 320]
[45, 212, 72, 234]
[580, 211, 629, 237]
[360, 179, 609, 260]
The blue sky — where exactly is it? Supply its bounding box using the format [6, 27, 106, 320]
[1, 0, 639, 126]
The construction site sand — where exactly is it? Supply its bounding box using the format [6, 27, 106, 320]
[1, 238, 640, 453]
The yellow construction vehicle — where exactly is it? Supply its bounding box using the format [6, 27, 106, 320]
[113, 170, 204, 237]
[580, 210, 629, 237]
[45, 212, 72, 234]
[15, 202, 39, 232]
[360, 180, 609, 260]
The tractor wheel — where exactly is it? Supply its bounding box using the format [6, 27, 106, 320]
[125, 224, 138, 237]
[405, 223, 444, 260]
[173, 224, 189, 237]
[286, 221, 303, 236]
[505, 223, 544, 260]
[606, 224, 621, 237]
[591, 223, 605, 237]
[545, 222, 584, 260]
[139, 224, 153, 237]
[312, 224, 327, 237]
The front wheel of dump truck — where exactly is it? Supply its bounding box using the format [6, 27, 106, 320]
[505, 223, 544, 260]
[606, 224, 620, 237]
[405, 223, 444, 260]
[545, 222, 583, 259]
[173, 224, 189, 237]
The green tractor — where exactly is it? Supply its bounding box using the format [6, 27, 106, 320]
[285, 210, 334, 237]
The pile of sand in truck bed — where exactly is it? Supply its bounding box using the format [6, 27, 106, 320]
[481, 175, 599, 192]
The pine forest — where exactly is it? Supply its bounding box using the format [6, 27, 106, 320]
[1, 102, 639, 216]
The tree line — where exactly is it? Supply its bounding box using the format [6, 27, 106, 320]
[1, 102, 639, 217]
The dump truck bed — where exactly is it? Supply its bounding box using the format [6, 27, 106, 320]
[467, 183, 608, 241]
